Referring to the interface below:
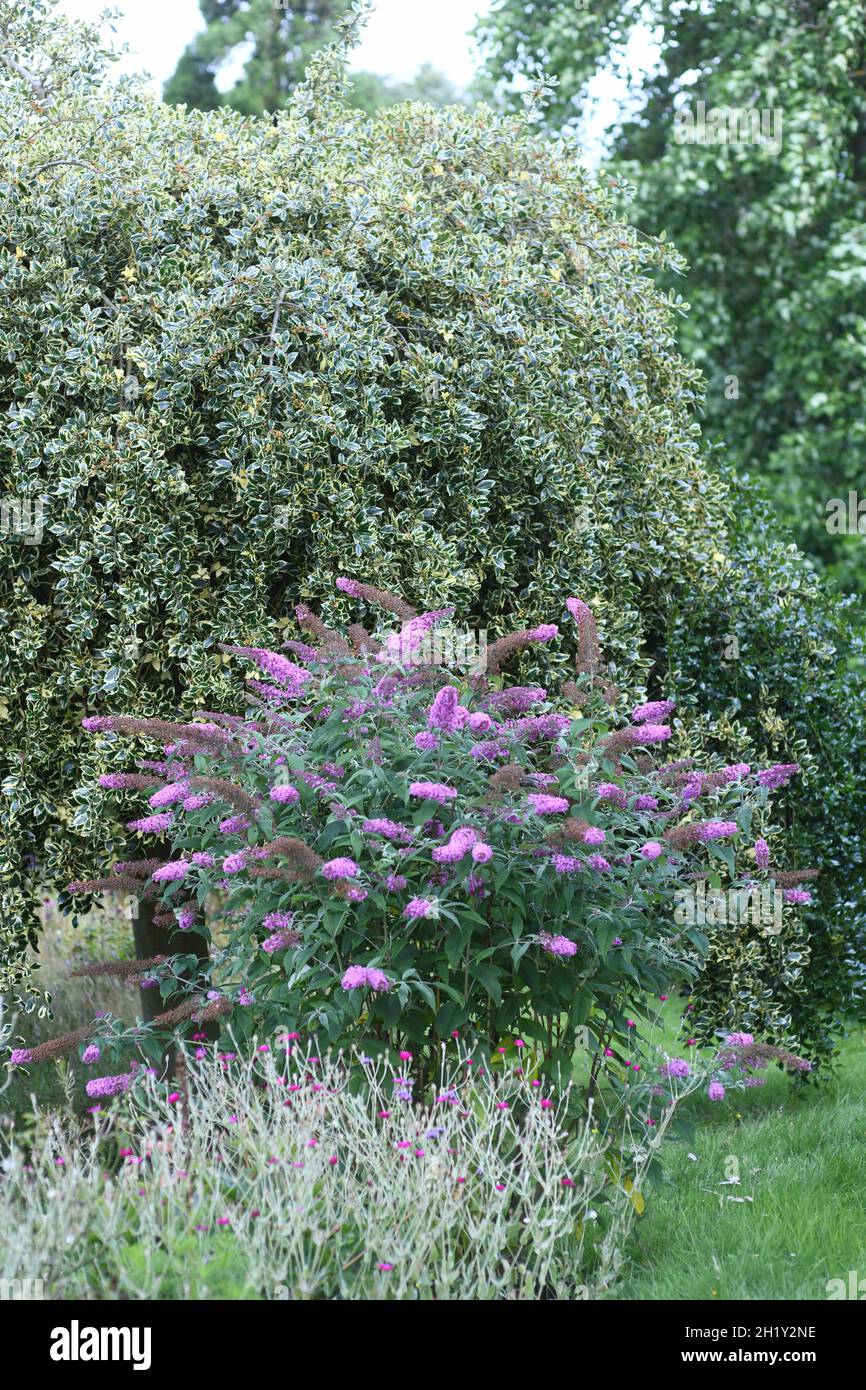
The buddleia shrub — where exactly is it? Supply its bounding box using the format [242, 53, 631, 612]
[7, 585, 819, 1081]
[1, 4, 862, 1067]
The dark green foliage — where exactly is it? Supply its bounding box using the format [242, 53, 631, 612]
[476, 0, 866, 597]
[163, 0, 354, 116]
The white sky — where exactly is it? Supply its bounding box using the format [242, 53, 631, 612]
[56, 0, 491, 92]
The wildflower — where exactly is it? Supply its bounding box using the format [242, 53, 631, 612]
[527, 793, 570, 815]
[383, 873, 408, 891]
[270, 784, 300, 804]
[784, 888, 812, 905]
[152, 861, 190, 883]
[468, 711, 493, 733]
[539, 932, 578, 957]
[634, 793, 659, 812]
[363, 817, 415, 844]
[176, 904, 197, 930]
[471, 842, 493, 864]
[148, 781, 189, 808]
[222, 852, 247, 874]
[595, 783, 628, 808]
[377, 1263, 394, 1273]
[427, 685, 462, 732]
[757, 763, 800, 789]
[85, 1071, 135, 1098]
[9, 1048, 33, 1066]
[583, 825, 605, 845]
[403, 897, 437, 919]
[629, 723, 671, 745]
[632, 699, 676, 723]
[552, 854, 580, 873]
[409, 780, 458, 803]
[639, 841, 663, 860]
[432, 826, 478, 863]
[754, 837, 770, 869]
[341, 965, 368, 990]
[191, 851, 215, 868]
[414, 731, 439, 751]
[662, 1058, 690, 1078]
[322, 857, 360, 880]
[696, 820, 738, 842]
[707, 1081, 725, 1101]
[340, 965, 391, 992]
[586, 853, 611, 872]
[82, 1045, 100, 1064]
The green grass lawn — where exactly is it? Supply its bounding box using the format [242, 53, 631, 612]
[615, 1014, 866, 1301]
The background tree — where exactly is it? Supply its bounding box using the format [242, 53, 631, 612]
[346, 62, 465, 115]
[163, 0, 353, 115]
[476, 0, 866, 597]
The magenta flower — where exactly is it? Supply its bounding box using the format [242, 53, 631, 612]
[467, 711, 492, 733]
[409, 780, 458, 803]
[414, 731, 439, 751]
[363, 818, 415, 844]
[586, 854, 611, 872]
[754, 837, 770, 869]
[222, 852, 247, 874]
[552, 854, 580, 873]
[427, 685, 462, 732]
[629, 723, 671, 745]
[582, 825, 605, 845]
[757, 763, 800, 789]
[696, 820, 739, 842]
[662, 1058, 690, 1078]
[539, 932, 578, 957]
[9, 1048, 33, 1066]
[784, 888, 812, 905]
[322, 857, 360, 880]
[152, 860, 190, 883]
[631, 699, 676, 723]
[527, 793, 570, 815]
[707, 1081, 725, 1101]
[127, 812, 174, 834]
[270, 784, 300, 804]
[404, 897, 437, 919]
[639, 841, 663, 860]
[148, 781, 188, 808]
[341, 965, 390, 991]
[634, 794, 659, 811]
[82, 1045, 100, 1064]
[471, 842, 493, 864]
[595, 783, 628, 808]
[85, 1071, 135, 1098]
